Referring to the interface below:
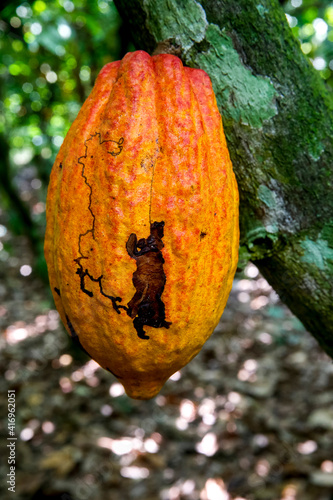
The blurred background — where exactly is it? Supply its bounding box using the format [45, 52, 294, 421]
[1, 1, 333, 499]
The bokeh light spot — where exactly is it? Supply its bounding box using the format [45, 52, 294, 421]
[20, 265, 32, 276]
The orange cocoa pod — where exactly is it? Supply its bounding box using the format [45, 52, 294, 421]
[44, 51, 239, 399]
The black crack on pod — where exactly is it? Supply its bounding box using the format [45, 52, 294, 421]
[65, 315, 93, 359]
[106, 367, 123, 379]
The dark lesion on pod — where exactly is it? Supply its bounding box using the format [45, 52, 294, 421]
[74, 132, 127, 315]
[73, 136, 171, 341]
[66, 314, 93, 359]
[126, 221, 172, 340]
[75, 266, 127, 314]
[106, 367, 123, 379]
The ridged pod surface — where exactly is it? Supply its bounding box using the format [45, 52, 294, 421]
[44, 51, 239, 399]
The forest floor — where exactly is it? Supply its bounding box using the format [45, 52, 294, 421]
[1, 219, 333, 500]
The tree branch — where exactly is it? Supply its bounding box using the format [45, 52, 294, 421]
[114, 0, 333, 358]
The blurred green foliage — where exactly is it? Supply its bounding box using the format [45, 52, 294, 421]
[0, 0, 332, 279]
[0, 0, 132, 279]
[285, 0, 333, 86]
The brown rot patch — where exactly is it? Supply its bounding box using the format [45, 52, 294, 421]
[200, 232, 207, 240]
[126, 221, 172, 340]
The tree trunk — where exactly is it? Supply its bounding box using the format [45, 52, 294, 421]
[114, 0, 333, 358]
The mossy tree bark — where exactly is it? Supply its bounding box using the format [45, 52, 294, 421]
[114, 0, 333, 358]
